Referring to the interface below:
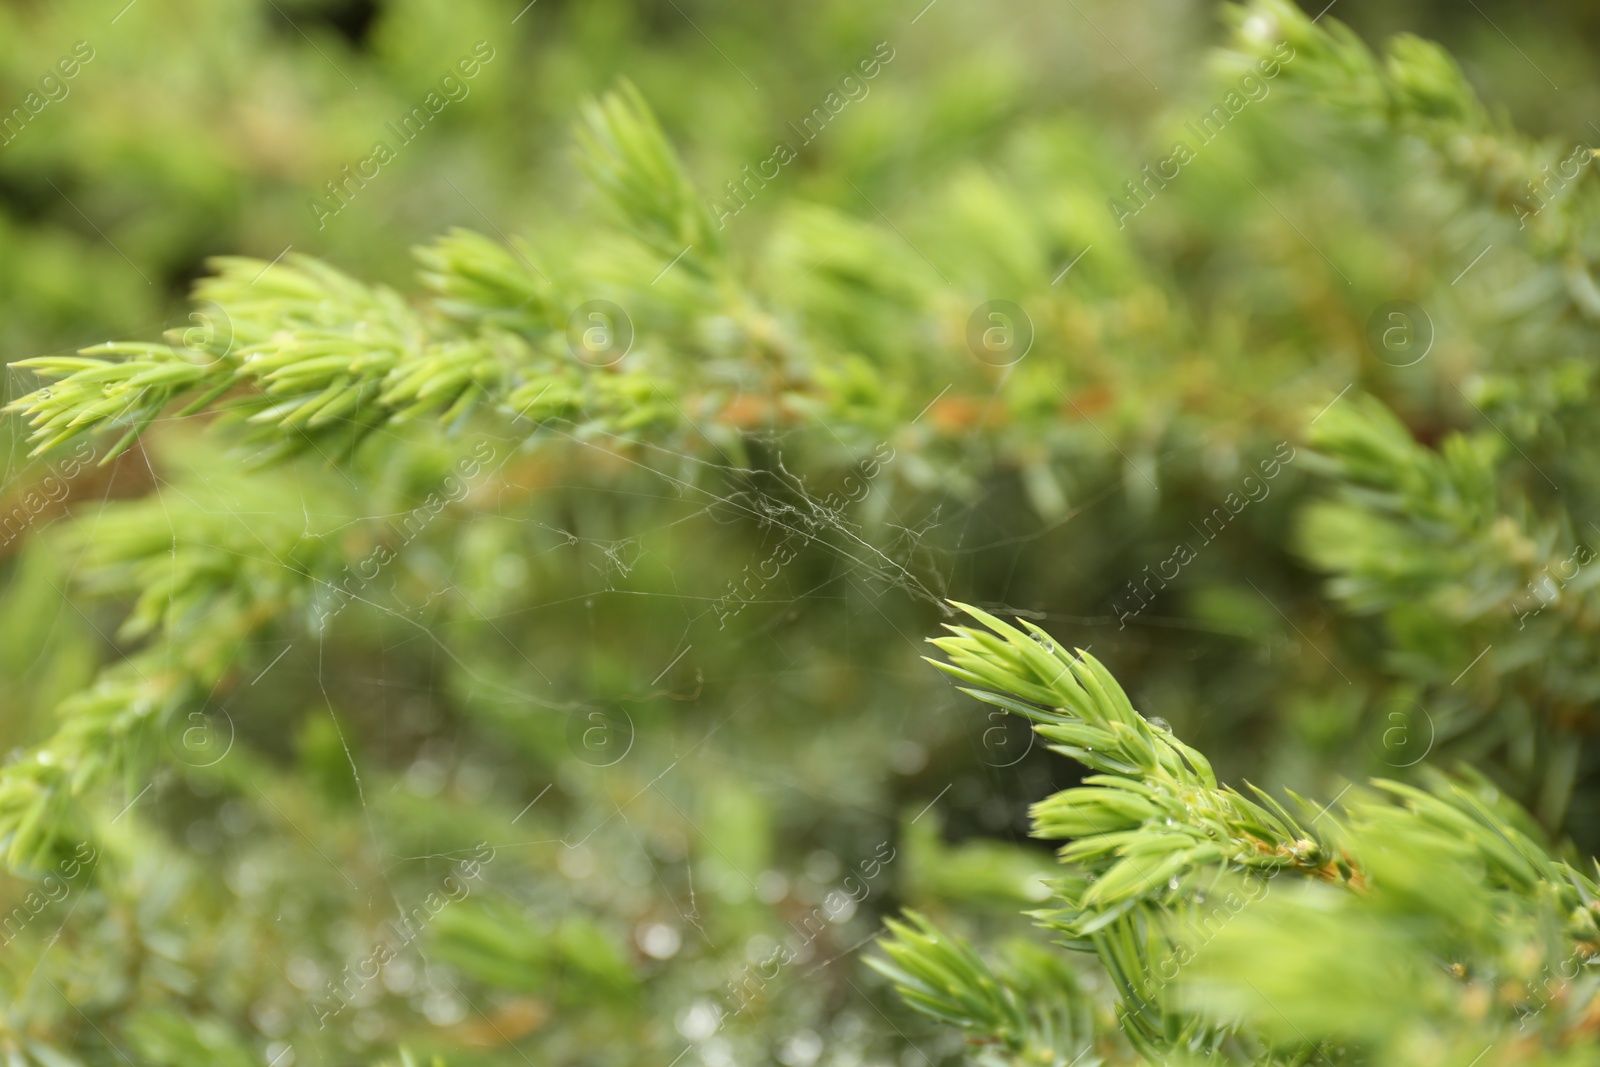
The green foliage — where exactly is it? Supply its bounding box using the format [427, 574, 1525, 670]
[870, 912, 1094, 1066]
[3, 1, 1600, 1065]
[882, 606, 1600, 1064]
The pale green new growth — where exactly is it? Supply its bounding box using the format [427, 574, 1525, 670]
[4, 2, 1600, 1065]
[879, 605, 1600, 1064]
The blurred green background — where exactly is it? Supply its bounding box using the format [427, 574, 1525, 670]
[0, 2, 1596, 1066]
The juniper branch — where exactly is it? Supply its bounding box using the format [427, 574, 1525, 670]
[886, 604, 1600, 1063]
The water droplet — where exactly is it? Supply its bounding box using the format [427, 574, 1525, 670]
[1147, 717, 1171, 732]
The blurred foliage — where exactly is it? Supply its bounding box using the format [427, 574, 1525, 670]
[2, 0, 1600, 1065]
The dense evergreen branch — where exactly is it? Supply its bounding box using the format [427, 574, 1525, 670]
[881, 605, 1600, 1064]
